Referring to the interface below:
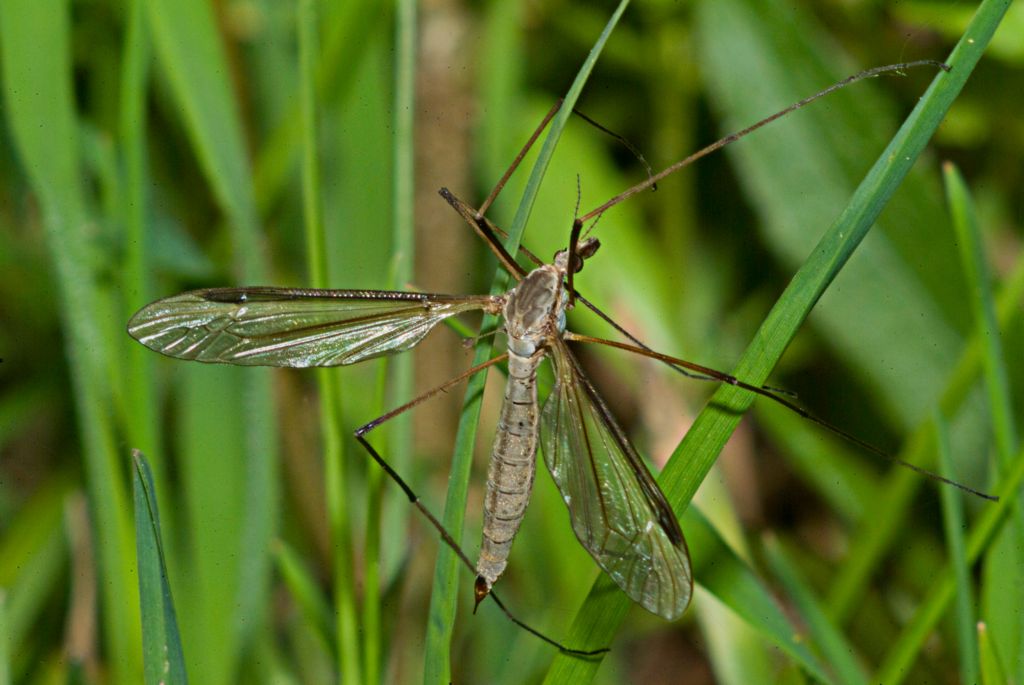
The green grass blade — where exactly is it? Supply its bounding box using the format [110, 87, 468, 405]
[945, 160, 1024, 678]
[826, 247, 1024, 626]
[692, 475, 776, 685]
[273, 539, 335, 655]
[0, 1, 141, 680]
[119, 0, 163, 497]
[297, 2, 360, 682]
[545, 0, 1010, 678]
[943, 161, 1019, 470]
[147, 0, 261, 267]
[934, 412, 979, 685]
[0, 588, 8, 685]
[763, 536, 868, 685]
[132, 450, 188, 685]
[874, 442, 1024, 683]
[147, 1, 279, 676]
[943, 159, 1024, 679]
[422, 2, 631, 681]
[252, 0, 382, 216]
[978, 622, 1010, 685]
[685, 510, 832, 683]
[363, 1, 418, 683]
[0, 477, 69, 676]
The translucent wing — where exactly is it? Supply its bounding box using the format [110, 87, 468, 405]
[540, 338, 692, 619]
[128, 287, 496, 367]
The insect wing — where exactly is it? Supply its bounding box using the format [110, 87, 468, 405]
[128, 287, 494, 367]
[540, 340, 692, 620]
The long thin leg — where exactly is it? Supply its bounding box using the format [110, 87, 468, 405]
[438, 187, 526, 280]
[577, 60, 948, 224]
[353, 353, 609, 656]
[444, 100, 660, 283]
[562, 60, 934, 295]
[565, 331, 998, 502]
[476, 99, 564, 219]
[477, 100, 656, 219]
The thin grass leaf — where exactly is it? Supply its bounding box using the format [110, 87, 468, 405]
[363, 2, 418, 683]
[273, 539, 335, 655]
[943, 159, 1019, 475]
[148, 0, 260, 259]
[119, 0, 162, 493]
[875, 442, 1024, 683]
[0, 1, 140, 681]
[297, 2, 360, 682]
[132, 450, 188, 685]
[934, 411, 979, 684]
[544, 0, 1010, 679]
[147, 0, 279, 674]
[177, 367, 250, 683]
[253, 0, 383, 216]
[696, 590, 777, 685]
[763, 536, 868, 685]
[818, 0, 1014, 626]
[684, 510, 831, 683]
[693, 475, 776, 685]
[826, 248, 1024, 628]
[0, 589, 8, 685]
[945, 160, 1024, 679]
[0, 478, 69, 660]
[978, 622, 1010, 685]
[423, 2, 631, 681]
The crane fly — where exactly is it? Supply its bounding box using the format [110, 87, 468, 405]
[126, 227, 693, 621]
[127, 59, 993, 653]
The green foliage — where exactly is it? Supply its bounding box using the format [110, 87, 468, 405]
[0, 0, 1020, 683]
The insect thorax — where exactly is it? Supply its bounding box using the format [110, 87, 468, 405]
[503, 265, 566, 357]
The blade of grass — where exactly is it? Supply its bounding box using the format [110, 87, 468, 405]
[978, 622, 1009, 685]
[944, 159, 1024, 679]
[693, 473, 776, 685]
[362, 1, 418, 683]
[273, 539, 335, 655]
[148, 0, 279, 676]
[120, 0, 161, 487]
[423, 2, 631, 681]
[544, 0, 1010, 679]
[0, 589, 7, 685]
[874, 441, 1024, 683]
[253, 0, 383, 216]
[148, 0, 261, 266]
[826, 241, 1024, 625]
[943, 160, 1019, 486]
[934, 412, 979, 685]
[298, 2, 360, 682]
[763, 536, 868, 685]
[132, 450, 188, 685]
[0, 476, 69, 672]
[0, 1, 141, 680]
[945, 160, 1024, 678]
[685, 509, 831, 683]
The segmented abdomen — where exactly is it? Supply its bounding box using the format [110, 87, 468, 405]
[476, 352, 540, 587]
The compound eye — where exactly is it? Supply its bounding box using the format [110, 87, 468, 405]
[577, 237, 601, 260]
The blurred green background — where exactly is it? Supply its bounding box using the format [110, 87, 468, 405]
[0, 0, 1021, 683]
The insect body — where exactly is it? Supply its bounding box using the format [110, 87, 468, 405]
[128, 231, 692, 622]
[476, 241, 691, 618]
